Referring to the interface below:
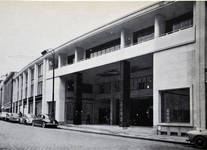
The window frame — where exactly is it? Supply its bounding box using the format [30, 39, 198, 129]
[158, 85, 193, 127]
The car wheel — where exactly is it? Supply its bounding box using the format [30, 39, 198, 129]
[42, 122, 46, 128]
[194, 136, 207, 149]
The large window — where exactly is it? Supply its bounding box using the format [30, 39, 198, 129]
[161, 88, 190, 123]
[86, 38, 120, 59]
[133, 26, 154, 44]
[166, 12, 193, 33]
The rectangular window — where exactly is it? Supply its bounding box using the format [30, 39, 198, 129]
[166, 11, 193, 33]
[133, 26, 154, 44]
[31, 68, 34, 81]
[67, 55, 75, 65]
[161, 88, 190, 123]
[86, 38, 120, 59]
[31, 85, 34, 97]
[37, 81, 42, 95]
[38, 63, 43, 77]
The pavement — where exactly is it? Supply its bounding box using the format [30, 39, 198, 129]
[0, 120, 195, 150]
[59, 124, 188, 145]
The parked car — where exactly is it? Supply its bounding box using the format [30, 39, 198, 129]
[19, 113, 36, 125]
[8, 113, 20, 123]
[5, 113, 12, 121]
[186, 130, 207, 149]
[32, 114, 58, 128]
[0, 112, 8, 120]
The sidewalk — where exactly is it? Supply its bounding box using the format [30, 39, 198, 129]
[59, 124, 188, 145]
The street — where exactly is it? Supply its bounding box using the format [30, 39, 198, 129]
[0, 121, 198, 150]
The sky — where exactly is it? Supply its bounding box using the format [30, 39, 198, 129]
[0, 0, 153, 77]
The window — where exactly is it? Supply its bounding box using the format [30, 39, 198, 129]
[131, 75, 153, 90]
[133, 26, 154, 44]
[86, 38, 120, 59]
[161, 88, 190, 123]
[38, 64, 43, 77]
[37, 81, 42, 95]
[31, 68, 34, 81]
[67, 55, 75, 65]
[31, 85, 34, 97]
[166, 12, 193, 33]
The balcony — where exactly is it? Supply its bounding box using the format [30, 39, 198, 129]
[46, 26, 195, 79]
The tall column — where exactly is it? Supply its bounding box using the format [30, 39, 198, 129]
[73, 73, 82, 125]
[119, 61, 130, 127]
[154, 14, 166, 38]
[26, 69, 30, 114]
[194, 1, 206, 130]
[18, 76, 22, 113]
[27, 68, 31, 113]
[22, 72, 26, 100]
[42, 59, 48, 114]
[16, 78, 19, 113]
[55, 77, 65, 122]
[33, 64, 38, 115]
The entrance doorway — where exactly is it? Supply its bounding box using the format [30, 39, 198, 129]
[130, 97, 153, 126]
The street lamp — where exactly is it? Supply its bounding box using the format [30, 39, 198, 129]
[41, 49, 55, 121]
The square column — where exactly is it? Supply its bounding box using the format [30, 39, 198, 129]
[33, 64, 38, 115]
[154, 14, 166, 38]
[119, 61, 130, 127]
[194, 1, 206, 129]
[73, 73, 82, 125]
[42, 59, 48, 114]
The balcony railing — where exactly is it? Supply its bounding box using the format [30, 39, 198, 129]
[160, 24, 193, 37]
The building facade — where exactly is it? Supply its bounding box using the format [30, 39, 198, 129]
[0, 72, 16, 112]
[11, 1, 207, 136]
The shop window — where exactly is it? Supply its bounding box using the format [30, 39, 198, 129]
[161, 88, 190, 123]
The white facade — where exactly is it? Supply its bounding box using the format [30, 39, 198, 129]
[12, 1, 206, 136]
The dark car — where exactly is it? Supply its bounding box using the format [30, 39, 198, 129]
[186, 130, 207, 149]
[19, 113, 36, 125]
[32, 114, 58, 128]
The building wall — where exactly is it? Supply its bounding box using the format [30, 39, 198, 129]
[153, 44, 195, 128]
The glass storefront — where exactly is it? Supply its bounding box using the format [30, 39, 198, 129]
[161, 88, 190, 123]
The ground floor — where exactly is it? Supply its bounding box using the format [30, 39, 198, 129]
[12, 49, 207, 136]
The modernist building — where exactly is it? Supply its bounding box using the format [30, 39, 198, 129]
[12, 1, 207, 136]
[0, 72, 16, 112]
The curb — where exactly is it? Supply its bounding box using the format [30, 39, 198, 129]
[59, 126, 189, 145]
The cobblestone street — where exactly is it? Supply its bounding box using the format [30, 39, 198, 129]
[0, 121, 198, 150]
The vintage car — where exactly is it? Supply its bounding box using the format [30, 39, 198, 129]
[186, 130, 207, 148]
[8, 113, 20, 123]
[0, 112, 8, 120]
[19, 113, 36, 125]
[32, 114, 58, 128]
